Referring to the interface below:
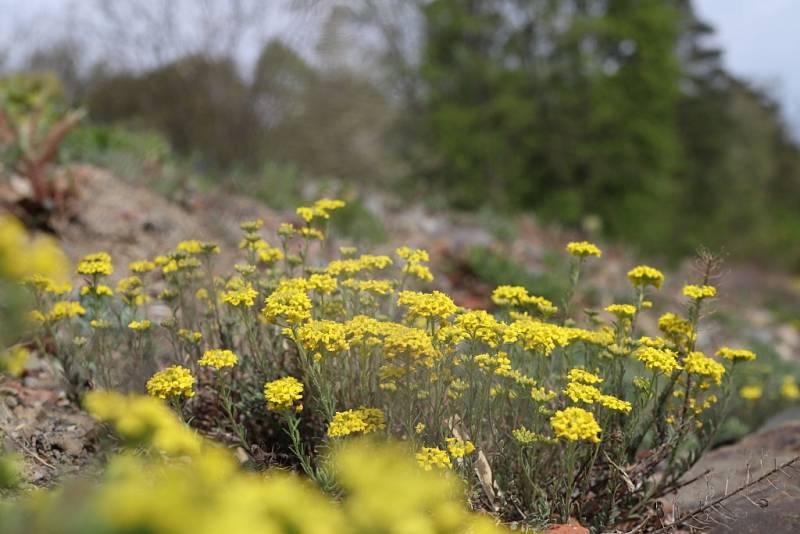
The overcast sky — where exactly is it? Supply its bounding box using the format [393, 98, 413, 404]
[695, 0, 800, 135]
[2, 0, 799, 134]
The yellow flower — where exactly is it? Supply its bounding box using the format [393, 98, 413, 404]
[178, 329, 203, 343]
[77, 251, 113, 276]
[46, 300, 86, 321]
[262, 279, 312, 324]
[0, 215, 69, 281]
[0, 346, 29, 377]
[396, 247, 434, 282]
[682, 284, 716, 300]
[239, 218, 264, 231]
[198, 349, 238, 369]
[128, 319, 152, 331]
[397, 290, 457, 321]
[146, 366, 196, 400]
[264, 376, 304, 412]
[550, 407, 601, 443]
[22, 274, 72, 295]
[531, 386, 557, 402]
[684, 351, 725, 385]
[342, 278, 394, 296]
[415, 447, 452, 471]
[739, 385, 762, 401]
[491, 285, 557, 315]
[296, 199, 346, 222]
[414, 422, 426, 434]
[598, 394, 632, 413]
[327, 408, 386, 438]
[780, 376, 800, 400]
[445, 437, 476, 459]
[567, 368, 603, 384]
[605, 303, 637, 318]
[635, 346, 680, 374]
[658, 312, 695, 344]
[308, 273, 338, 294]
[81, 284, 113, 297]
[129, 260, 156, 273]
[566, 241, 602, 258]
[292, 320, 349, 355]
[84, 391, 202, 456]
[716, 347, 756, 362]
[220, 277, 259, 308]
[627, 265, 664, 289]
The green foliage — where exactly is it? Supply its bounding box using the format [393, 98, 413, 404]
[330, 198, 388, 247]
[415, 0, 800, 268]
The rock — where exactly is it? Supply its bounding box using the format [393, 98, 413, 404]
[55, 436, 85, 457]
[675, 421, 800, 533]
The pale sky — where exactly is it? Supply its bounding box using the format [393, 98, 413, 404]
[1, 0, 799, 134]
[695, 0, 800, 136]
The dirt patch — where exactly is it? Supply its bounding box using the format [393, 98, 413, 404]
[1, 363, 103, 488]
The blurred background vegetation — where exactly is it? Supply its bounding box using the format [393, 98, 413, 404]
[2, 0, 799, 268]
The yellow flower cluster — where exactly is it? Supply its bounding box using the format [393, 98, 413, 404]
[46, 300, 86, 321]
[683, 351, 725, 386]
[146, 366, 196, 399]
[307, 273, 338, 294]
[415, 446, 453, 470]
[566, 241, 602, 258]
[77, 251, 114, 276]
[342, 278, 394, 295]
[264, 376, 304, 412]
[117, 276, 145, 305]
[503, 318, 576, 356]
[512, 427, 555, 445]
[682, 284, 717, 300]
[262, 279, 312, 324]
[563, 381, 631, 413]
[0, 215, 69, 282]
[605, 303, 637, 318]
[81, 284, 113, 297]
[398, 290, 458, 320]
[550, 407, 601, 443]
[293, 319, 349, 355]
[396, 247, 434, 282]
[445, 437, 476, 459]
[455, 310, 505, 347]
[326, 254, 393, 276]
[176, 239, 219, 255]
[296, 198, 346, 222]
[635, 346, 680, 374]
[0, 346, 28, 377]
[84, 391, 202, 456]
[567, 368, 602, 384]
[220, 277, 259, 307]
[716, 347, 756, 362]
[627, 265, 664, 289]
[22, 274, 71, 295]
[129, 259, 156, 273]
[128, 319, 152, 331]
[658, 312, 695, 345]
[178, 329, 203, 343]
[327, 408, 386, 438]
[491, 285, 558, 315]
[739, 385, 762, 400]
[781, 376, 800, 400]
[198, 349, 238, 369]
